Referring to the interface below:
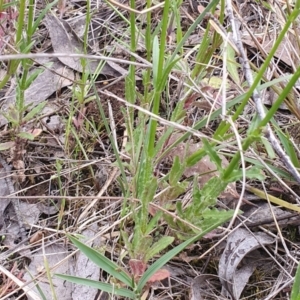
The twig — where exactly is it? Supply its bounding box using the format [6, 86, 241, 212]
[0, 53, 151, 67]
[106, 0, 165, 14]
[77, 167, 120, 227]
[0, 265, 41, 300]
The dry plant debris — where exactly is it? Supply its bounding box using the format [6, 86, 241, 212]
[1, 0, 300, 299]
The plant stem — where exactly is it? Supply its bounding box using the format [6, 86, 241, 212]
[147, 0, 170, 158]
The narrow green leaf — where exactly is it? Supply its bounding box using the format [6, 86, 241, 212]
[24, 68, 45, 89]
[140, 176, 157, 205]
[202, 138, 222, 171]
[153, 126, 174, 158]
[169, 156, 184, 186]
[186, 148, 206, 167]
[17, 132, 36, 140]
[200, 177, 227, 207]
[145, 236, 174, 262]
[159, 57, 181, 92]
[22, 101, 47, 122]
[225, 167, 266, 182]
[169, 0, 220, 63]
[32, 0, 59, 33]
[176, 201, 184, 217]
[133, 235, 153, 259]
[55, 275, 135, 299]
[291, 263, 300, 300]
[275, 127, 300, 168]
[226, 44, 240, 85]
[68, 235, 133, 287]
[121, 230, 133, 258]
[2, 109, 19, 126]
[145, 211, 162, 235]
[260, 137, 276, 160]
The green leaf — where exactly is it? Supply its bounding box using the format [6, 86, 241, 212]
[169, 0, 221, 63]
[190, 209, 235, 236]
[275, 126, 300, 168]
[140, 176, 157, 205]
[2, 108, 19, 126]
[153, 126, 174, 158]
[24, 68, 45, 89]
[131, 225, 143, 255]
[197, 177, 227, 209]
[169, 156, 184, 186]
[121, 230, 133, 258]
[32, 0, 59, 33]
[22, 101, 47, 122]
[202, 138, 222, 171]
[186, 148, 206, 167]
[68, 235, 133, 287]
[17, 132, 36, 140]
[225, 167, 266, 182]
[136, 157, 153, 198]
[0, 141, 15, 151]
[26, 270, 47, 300]
[176, 201, 184, 217]
[55, 275, 136, 299]
[158, 57, 181, 92]
[158, 182, 188, 204]
[291, 262, 300, 300]
[226, 44, 240, 85]
[145, 236, 174, 262]
[145, 211, 162, 235]
[260, 137, 276, 160]
[132, 235, 153, 260]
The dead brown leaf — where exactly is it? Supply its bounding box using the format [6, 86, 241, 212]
[44, 14, 128, 77]
[147, 269, 170, 284]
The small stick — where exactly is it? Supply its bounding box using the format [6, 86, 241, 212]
[106, 0, 165, 15]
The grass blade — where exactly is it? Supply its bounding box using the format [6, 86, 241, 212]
[55, 275, 136, 299]
[68, 235, 133, 287]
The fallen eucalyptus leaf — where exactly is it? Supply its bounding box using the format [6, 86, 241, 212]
[218, 228, 275, 299]
[23, 243, 74, 300]
[45, 14, 127, 77]
[72, 223, 102, 300]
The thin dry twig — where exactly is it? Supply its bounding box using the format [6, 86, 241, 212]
[106, 0, 165, 14]
[0, 265, 41, 300]
[0, 53, 151, 67]
[77, 167, 120, 226]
